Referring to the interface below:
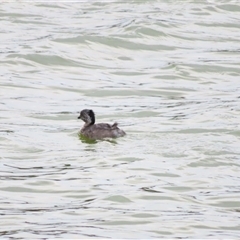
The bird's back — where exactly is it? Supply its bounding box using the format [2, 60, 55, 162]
[81, 122, 126, 140]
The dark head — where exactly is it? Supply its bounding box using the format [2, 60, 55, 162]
[78, 109, 95, 125]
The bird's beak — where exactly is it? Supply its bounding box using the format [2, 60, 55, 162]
[78, 115, 81, 119]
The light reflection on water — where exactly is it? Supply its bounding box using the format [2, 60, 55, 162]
[0, 1, 240, 239]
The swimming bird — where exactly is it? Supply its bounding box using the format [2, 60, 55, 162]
[78, 109, 126, 140]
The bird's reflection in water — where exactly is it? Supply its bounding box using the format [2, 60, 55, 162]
[78, 134, 117, 145]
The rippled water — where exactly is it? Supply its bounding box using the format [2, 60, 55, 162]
[1, 1, 240, 238]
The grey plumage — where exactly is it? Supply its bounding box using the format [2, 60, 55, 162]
[78, 109, 126, 140]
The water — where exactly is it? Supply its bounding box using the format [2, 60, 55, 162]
[1, 1, 240, 238]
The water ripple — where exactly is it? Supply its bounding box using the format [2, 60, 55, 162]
[1, 1, 240, 239]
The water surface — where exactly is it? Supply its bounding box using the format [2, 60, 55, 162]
[0, 1, 240, 239]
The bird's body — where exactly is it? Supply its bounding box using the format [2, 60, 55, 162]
[78, 109, 126, 140]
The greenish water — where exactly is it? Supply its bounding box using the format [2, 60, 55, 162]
[1, 1, 240, 239]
